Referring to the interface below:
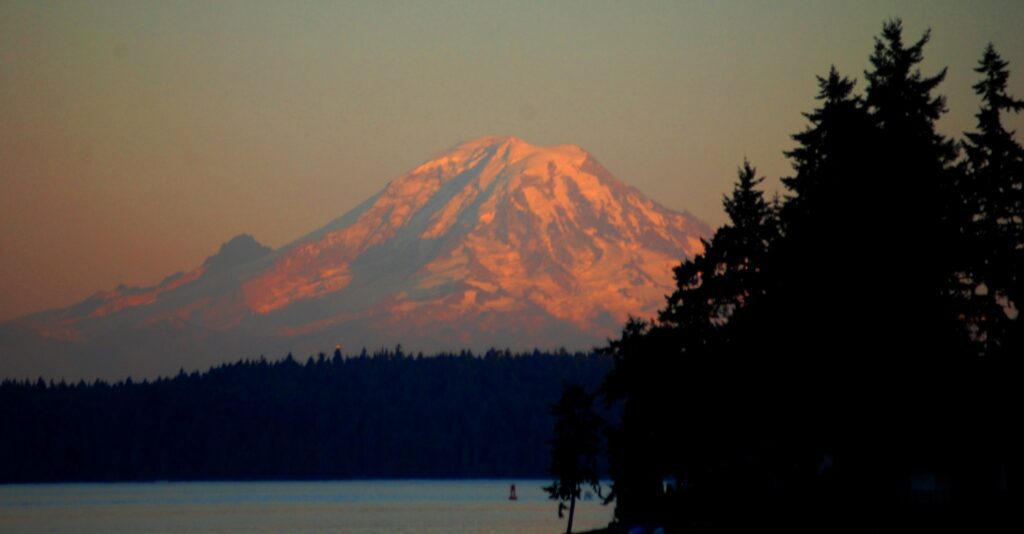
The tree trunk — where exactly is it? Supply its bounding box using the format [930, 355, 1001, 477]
[566, 492, 576, 534]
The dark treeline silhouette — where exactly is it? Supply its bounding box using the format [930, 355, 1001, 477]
[0, 348, 610, 482]
[599, 20, 1021, 532]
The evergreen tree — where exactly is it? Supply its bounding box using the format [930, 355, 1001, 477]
[781, 67, 873, 230]
[544, 384, 603, 534]
[710, 160, 778, 316]
[835, 19, 964, 517]
[661, 160, 777, 335]
[961, 44, 1024, 359]
[951, 45, 1024, 515]
[603, 161, 777, 528]
[863, 19, 962, 357]
[600, 317, 669, 526]
[776, 66, 875, 338]
[769, 66, 879, 512]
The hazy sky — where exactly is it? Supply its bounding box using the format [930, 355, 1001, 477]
[2, 1, 1023, 321]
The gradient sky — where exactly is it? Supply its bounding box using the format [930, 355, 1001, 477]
[2, 1, 1023, 322]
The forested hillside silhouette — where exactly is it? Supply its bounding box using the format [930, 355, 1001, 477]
[598, 20, 1021, 532]
[0, 348, 610, 482]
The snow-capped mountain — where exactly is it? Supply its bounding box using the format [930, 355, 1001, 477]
[0, 136, 710, 379]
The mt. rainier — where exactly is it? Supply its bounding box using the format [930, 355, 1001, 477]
[1, 136, 710, 379]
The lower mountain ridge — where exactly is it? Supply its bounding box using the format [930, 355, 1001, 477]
[1, 136, 709, 379]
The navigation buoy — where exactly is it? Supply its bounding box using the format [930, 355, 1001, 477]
[509, 483, 518, 501]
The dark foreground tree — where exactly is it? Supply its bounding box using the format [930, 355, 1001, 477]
[602, 160, 777, 529]
[544, 384, 603, 534]
[950, 43, 1024, 516]
[960, 43, 1024, 359]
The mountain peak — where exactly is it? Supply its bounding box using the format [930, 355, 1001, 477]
[203, 234, 272, 273]
[412, 135, 590, 181]
[3, 138, 710, 379]
[451, 135, 588, 159]
[452, 135, 531, 150]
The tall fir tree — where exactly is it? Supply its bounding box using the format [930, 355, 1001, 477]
[661, 160, 777, 336]
[604, 160, 778, 528]
[782, 67, 872, 227]
[770, 67, 879, 501]
[954, 47, 1024, 512]
[961, 44, 1024, 359]
[854, 19, 965, 517]
[863, 19, 962, 358]
[544, 384, 603, 534]
[775, 66, 875, 359]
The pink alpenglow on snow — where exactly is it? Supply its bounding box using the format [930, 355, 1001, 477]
[0, 137, 710, 380]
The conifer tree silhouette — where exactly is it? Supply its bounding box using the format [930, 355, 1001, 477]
[950, 45, 1024, 518]
[961, 44, 1024, 359]
[603, 160, 777, 528]
[544, 384, 603, 534]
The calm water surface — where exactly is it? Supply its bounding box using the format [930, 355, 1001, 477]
[0, 480, 613, 533]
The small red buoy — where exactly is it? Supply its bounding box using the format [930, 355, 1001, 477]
[509, 483, 518, 501]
